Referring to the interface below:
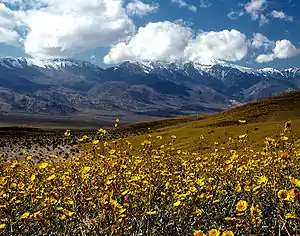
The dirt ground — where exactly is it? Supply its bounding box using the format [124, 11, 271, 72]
[0, 133, 82, 162]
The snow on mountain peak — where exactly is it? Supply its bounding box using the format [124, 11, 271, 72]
[258, 68, 282, 73]
[0, 57, 100, 71]
[0, 57, 299, 81]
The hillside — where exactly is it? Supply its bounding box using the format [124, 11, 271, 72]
[212, 90, 300, 125]
[113, 90, 300, 152]
[114, 90, 300, 133]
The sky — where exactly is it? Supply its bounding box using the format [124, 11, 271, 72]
[0, 0, 299, 69]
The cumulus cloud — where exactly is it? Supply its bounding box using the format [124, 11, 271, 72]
[103, 21, 193, 64]
[256, 40, 300, 63]
[104, 22, 249, 65]
[0, 0, 136, 58]
[171, 0, 197, 12]
[270, 10, 293, 22]
[250, 33, 274, 50]
[126, 0, 159, 16]
[184, 30, 248, 64]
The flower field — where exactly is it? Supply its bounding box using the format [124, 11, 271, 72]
[0, 121, 299, 235]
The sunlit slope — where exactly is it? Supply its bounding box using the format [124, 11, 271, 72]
[116, 90, 300, 134]
[211, 90, 300, 125]
[119, 90, 300, 152]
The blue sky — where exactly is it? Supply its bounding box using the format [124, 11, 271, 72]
[0, 0, 299, 69]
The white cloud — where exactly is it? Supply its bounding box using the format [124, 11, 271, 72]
[242, 0, 270, 26]
[0, 3, 15, 28]
[0, 27, 20, 46]
[126, 0, 159, 16]
[244, 0, 266, 20]
[104, 21, 193, 64]
[104, 22, 249, 65]
[259, 14, 269, 26]
[250, 33, 274, 50]
[171, 0, 197, 12]
[199, 0, 211, 8]
[273, 40, 299, 58]
[0, 0, 136, 58]
[173, 18, 194, 27]
[184, 29, 248, 64]
[227, 9, 244, 20]
[270, 10, 293, 22]
[0, 3, 23, 46]
[256, 39, 300, 63]
[255, 54, 275, 63]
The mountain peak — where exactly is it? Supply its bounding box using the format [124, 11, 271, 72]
[0, 57, 101, 71]
[1, 56, 299, 79]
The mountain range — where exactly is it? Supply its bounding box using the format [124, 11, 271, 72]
[0, 57, 299, 125]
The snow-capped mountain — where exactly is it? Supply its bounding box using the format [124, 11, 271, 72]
[0, 57, 299, 122]
[0, 57, 101, 71]
[113, 59, 300, 81]
[1, 57, 299, 81]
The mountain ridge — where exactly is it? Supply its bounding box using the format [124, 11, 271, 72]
[1, 56, 299, 75]
[0, 57, 299, 125]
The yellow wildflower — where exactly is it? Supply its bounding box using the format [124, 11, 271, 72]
[239, 134, 247, 139]
[222, 231, 234, 236]
[285, 213, 297, 219]
[257, 176, 268, 185]
[62, 209, 75, 217]
[250, 206, 262, 217]
[39, 162, 49, 169]
[195, 209, 203, 216]
[20, 212, 30, 220]
[194, 230, 206, 236]
[225, 217, 235, 221]
[146, 211, 157, 215]
[278, 190, 290, 200]
[64, 130, 71, 137]
[81, 166, 91, 174]
[92, 140, 99, 145]
[49, 198, 58, 205]
[32, 211, 42, 220]
[236, 200, 248, 212]
[30, 175, 36, 181]
[209, 229, 220, 236]
[47, 174, 56, 181]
